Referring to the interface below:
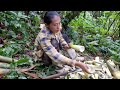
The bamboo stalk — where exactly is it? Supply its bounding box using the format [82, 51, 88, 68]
[0, 62, 10, 68]
[0, 68, 10, 75]
[0, 65, 38, 79]
[0, 55, 18, 63]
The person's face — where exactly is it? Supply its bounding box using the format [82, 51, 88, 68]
[47, 15, 62, 34]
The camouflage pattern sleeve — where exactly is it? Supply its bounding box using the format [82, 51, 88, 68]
[33, 32, 43, 58]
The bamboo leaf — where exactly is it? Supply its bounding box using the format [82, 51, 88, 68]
[16, 59, 29, 65]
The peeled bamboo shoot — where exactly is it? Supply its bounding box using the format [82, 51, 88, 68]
[66, 48, 77, 59]
[106, 61, 120, 79]
[69, 44, 85, 52]
[112, 71, 120, 79]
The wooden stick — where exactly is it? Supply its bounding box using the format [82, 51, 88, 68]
[22, 72, 39, 79]
[42, 71, 68, 79]
[42, 68, 81, 79]
[0, 65, 37, 75]
[18, 64, 38, 72]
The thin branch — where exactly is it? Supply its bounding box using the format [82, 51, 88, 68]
[42, 68, 82, 79]
[42, 71, 68, 79]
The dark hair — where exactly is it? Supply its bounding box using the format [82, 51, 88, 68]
[43, 11, 60, 25]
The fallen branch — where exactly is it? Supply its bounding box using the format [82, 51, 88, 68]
[22, 72, 40, 79]
[0, 65, 38, 77]
[42, 68, 81, 79]
[16, 64, 40, 79]
[0, 55, 18, 63]
[42, 71, 68, 79]
[18, 64, 38, 72]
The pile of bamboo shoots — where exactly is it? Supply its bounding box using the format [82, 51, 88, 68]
[64, 57, 120, 79]
[0, 55, 17, 75]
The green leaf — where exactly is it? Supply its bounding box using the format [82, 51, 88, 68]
[16, 59, 29, 65]
[87, 41, 99, 45]
[17, 12, 28, 19]
[108, 49, 117, 55]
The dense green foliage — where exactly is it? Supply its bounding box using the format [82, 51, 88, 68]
[68, 11, 120, 61]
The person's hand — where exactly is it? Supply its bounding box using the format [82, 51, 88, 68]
[74, 61, 91, 74]
[64, 44, 71, 50]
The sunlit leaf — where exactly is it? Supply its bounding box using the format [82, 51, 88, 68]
[88, 41, 99, 45]
[16, 59, 29, 65]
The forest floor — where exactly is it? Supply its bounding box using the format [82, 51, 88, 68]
[0, 48, 118, 79]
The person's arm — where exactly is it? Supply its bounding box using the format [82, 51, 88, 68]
[39, 31, 91, 74]
[33, 32, 44, 58]
[39, 31, 74, 66]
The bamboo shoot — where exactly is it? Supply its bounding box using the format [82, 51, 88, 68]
[0, 62, 10, 68]
[106, 61, 120, 79]
[69, 44, 85, 52]
[0, 55, 18, 63]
